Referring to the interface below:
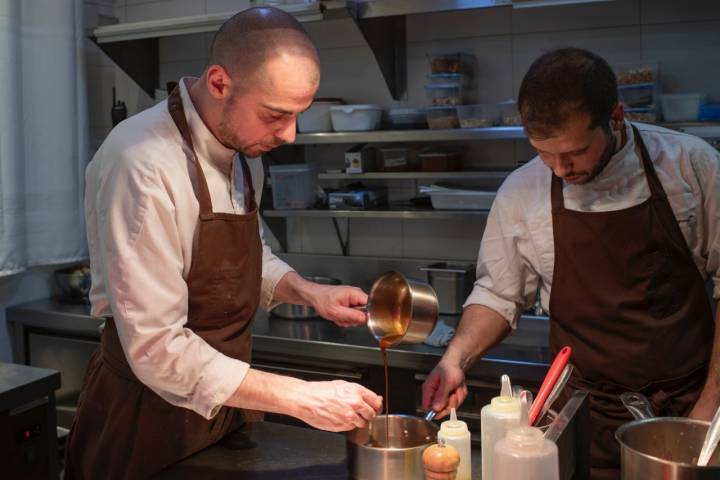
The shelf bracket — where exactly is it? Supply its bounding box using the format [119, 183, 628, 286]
[90, 36, 159, 99]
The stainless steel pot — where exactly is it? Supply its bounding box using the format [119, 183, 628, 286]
[366, 271, 438, 346]
[616, 392, 720, 479]
[420, 262, 474, 315]
[271, 276, 341, 319]
[346, 414, 438, 480]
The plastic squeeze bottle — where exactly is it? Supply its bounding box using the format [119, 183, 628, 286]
[493, 391, 559, 480]
[480, 374, 521, 480]
[437, 408, 471, 480]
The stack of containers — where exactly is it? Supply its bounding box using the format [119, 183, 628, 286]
[424, 53, 474, 129]
[616, 62, 660, 123]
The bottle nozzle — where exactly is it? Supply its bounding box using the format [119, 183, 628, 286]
[520, 390, 530, 426]
[450, 408, 457, 422]
[500, 374, 512, 398]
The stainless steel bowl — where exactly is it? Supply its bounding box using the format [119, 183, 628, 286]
[272, 276, 342, 319]
[346, 414, 438, 480]
[54, 265, 91, 299]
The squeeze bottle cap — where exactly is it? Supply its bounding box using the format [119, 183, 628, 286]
[439, 408, 469, 437]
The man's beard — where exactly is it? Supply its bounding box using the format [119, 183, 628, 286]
[574, 131, 617, 185]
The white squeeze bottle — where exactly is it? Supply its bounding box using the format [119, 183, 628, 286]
[481, 374, 521, 480]
[437, 408, 471, 480]
[493, 391, 559, 480]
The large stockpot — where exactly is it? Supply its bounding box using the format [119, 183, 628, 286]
[271, 276, 342, 319]
[616, 392, 720, 479]
[346, 414, 438, 480]
[366, 271, 439, 346]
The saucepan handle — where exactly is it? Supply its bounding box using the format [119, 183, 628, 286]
[620, 392, 655, 420]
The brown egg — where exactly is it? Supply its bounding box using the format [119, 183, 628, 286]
[423, 442, 460, 480]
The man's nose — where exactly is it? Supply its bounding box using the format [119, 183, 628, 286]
[276, 119, 296, 145]
[553, 157, 573, 177]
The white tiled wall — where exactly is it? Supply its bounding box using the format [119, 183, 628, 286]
[84, 0, 720, 262]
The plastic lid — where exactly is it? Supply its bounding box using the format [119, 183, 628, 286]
[425, 83, 462, 90]
[388, 108, 425, 115]
[439, 408, 469, 438]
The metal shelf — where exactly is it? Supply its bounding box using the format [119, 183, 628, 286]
[295, 126, 526, 144]
[317, 171, 511, 180]
[263, 208, 489, 220]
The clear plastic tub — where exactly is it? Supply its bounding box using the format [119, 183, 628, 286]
[427, 52, 474, 74]
[499, 100, 522, 126]
[269, 163, 317, 209]
[422, 185, 496, 210]
[380, 147, 411, 172]
[660, 93, 707, 122]
[426, 106, 459, 129]
[425, 83, 464, 106]
[329, 104, 382, 131]
[618, 83, 656, 108]
[386, 108, 427, 130]
[624, 107, 657, 123]
[615, 61, 659, 85]
[456, 104, 500, 128]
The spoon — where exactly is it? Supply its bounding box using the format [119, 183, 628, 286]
[697, 403, 720, 466]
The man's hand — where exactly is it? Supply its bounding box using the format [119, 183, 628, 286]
[422, 359, 468, 420]
[294, 380, 382, 431]
[309, 284, 368, 327]
[688, 388, 720, 421]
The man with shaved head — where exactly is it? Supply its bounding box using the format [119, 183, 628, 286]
[66, 7, 381, 479]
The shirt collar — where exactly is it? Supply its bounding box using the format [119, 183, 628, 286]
[178, 77, 237, 169]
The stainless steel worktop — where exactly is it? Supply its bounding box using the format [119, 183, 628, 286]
[7, 299, 550, 383]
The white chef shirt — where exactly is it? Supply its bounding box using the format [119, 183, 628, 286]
[85, 78, 295, 419]
[465, 122, 720, 329]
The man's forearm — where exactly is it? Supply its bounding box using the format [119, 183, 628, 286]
[271, 271, 314, 305]
[690, 301, 720, 420]
[443, 304, 512, 371]
[224, 368, 304, 417]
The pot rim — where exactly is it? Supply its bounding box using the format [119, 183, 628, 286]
[346, 414, 438, 452]
[615, 417, 719, 469]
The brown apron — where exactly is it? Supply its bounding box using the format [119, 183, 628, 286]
[64, 85, 263, 479]
[549, 125, 714, 479]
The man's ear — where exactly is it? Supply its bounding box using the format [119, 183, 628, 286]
[609, 103, 625, 132]
[206, 65, 233, 100]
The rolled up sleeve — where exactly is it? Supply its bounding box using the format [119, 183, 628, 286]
[97, 154, 248, 419]
[257, 216, 295, 311]
[692, 143, 720, 299]
[463, 182, 540, 329]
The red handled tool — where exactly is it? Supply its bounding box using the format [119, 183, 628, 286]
[528, 345, 572, 426]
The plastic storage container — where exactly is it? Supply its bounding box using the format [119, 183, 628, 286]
[422, 185, 496, 210]
[615, 62, 659, 85]
[625, 107, 657, 123]
[499, 100, 522, 126]
[329, 104, 382, 131]
[427, 52, 474, 74]
[456, 104, 500, 128]
[418, 151, 460, 171]
[386, 108, 427, 130]
[438, 409, 472, 480]
[426, 73, 467, 86]
[426, 106, 459, 129]
[297, 98, 342, 133]
[618, 83, 656, 108]
[425, 83, 464, 106]
[493, 426, 559, 480]
[269, 163, 316, 209]
[481, 375, 522, 480]
[661, 93, 707, 122]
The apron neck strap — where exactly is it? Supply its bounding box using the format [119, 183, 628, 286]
[167, 84, 214, 217]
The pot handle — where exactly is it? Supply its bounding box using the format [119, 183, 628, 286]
[620, 392, 655, 420]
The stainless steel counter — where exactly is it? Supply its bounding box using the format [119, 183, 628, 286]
[7, 298, 550, 383]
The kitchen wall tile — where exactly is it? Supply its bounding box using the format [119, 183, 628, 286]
[640, 0, 720, 25]
[402, 218, 485, 261]
[125, 0, 204, 23]
[347, 219, 403, 257]
[86, 64, 116, 131]
[511, 0, 639, 34]
[407, 6, 512, 42]
[511, 26, 642, 94]
[114, 67, 156, 117]
[305, 18, 367, 49]
[642, 21, 720, 100]
[296, 217, 345, 255]
[206, 0, 252, 14]
[159, 60, 209, 86]
[159, 34, 209, 63]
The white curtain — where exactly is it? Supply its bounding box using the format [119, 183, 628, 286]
[0, 0, 88, 277]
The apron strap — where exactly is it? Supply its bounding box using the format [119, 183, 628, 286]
[631, 124, 667, 200]
[167, 84, 215, 218]
[238, 156, 258, 212]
